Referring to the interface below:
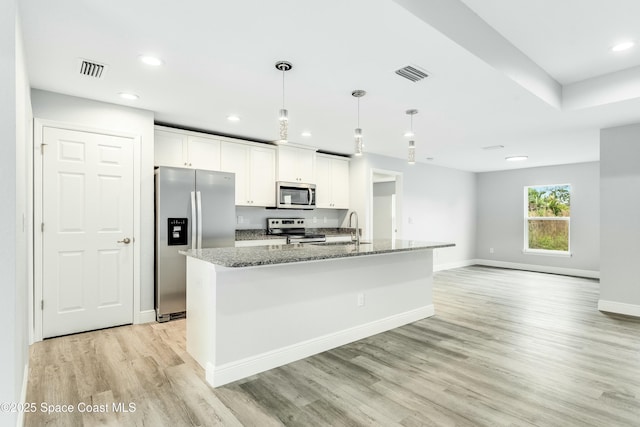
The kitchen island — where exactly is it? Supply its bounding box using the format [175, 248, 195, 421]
[181, 239, 454, 387]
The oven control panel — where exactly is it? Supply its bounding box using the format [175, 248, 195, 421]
[267, 218, 305, 234]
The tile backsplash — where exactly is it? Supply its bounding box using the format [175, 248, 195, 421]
[235, 206, 348, 230]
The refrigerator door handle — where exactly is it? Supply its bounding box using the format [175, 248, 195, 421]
[190, 191, 197, 250]
[196, 190, 203, 249]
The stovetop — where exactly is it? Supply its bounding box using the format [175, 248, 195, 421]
[267, 218, 326, 242]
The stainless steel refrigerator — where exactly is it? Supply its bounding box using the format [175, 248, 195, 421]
[154, 167, 235, 322]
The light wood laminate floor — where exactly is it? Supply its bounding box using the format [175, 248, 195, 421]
[25, 266, 640, 426]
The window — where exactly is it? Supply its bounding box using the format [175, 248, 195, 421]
[524, 184, 571, 254]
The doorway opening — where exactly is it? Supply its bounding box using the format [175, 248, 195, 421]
[370, 169, 402, 241]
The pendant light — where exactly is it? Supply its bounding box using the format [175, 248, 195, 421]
[275, 61, 292, 143]
[352, 90, 366, 156]
[406, 109, 418, 164]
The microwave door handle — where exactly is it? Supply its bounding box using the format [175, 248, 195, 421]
[308, 188, 313, 205]
[196, 191, 203, 249]
[190, 191, 197, 250]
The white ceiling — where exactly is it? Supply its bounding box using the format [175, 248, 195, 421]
[18, 0, 640, 172]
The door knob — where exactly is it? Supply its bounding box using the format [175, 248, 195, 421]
[118, 237, 131, 244]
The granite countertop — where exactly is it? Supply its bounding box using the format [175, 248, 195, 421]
[180, 239, 455, 267]
[235, 228, 354, 241]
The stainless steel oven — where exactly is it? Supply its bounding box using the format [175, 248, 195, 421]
[267, 218, 326, 243]
[276, 181, 316, 209]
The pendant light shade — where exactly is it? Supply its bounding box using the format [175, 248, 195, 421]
[352, 90, 366, 156]
[275, 61, 292, 143]
[408, 141, 416, 164]
[405, 109, 418, 164]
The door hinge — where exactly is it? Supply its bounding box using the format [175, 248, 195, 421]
[41, 143, 48, 154]
[41, 300, 44, 310]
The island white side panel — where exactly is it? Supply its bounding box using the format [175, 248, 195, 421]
[185, 257, 216, 370]
[206, 250, 434, 386]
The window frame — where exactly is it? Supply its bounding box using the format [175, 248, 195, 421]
[523, 184, 572, 256]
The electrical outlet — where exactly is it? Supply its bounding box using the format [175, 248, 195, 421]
[489, 247, 494, 254]
[357, 293, 365, 307]
[313, 216, 317, 223]
[237, 216, 243, 224]
[324, 217, 327, 224]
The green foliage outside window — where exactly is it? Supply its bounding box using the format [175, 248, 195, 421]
[526, 185, 570, 252]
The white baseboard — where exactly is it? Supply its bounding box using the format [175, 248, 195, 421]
[598, 300, 640, 317]
[136, 309, 156, 324]
[474, 259, 600, 279]
[434, 259, 476, 272]
[206, 305, 434, 387]
[17, 363, 28, 427]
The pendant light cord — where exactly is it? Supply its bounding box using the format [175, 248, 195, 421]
[357, 97, 360, 128]
[282, 67, 285, 109]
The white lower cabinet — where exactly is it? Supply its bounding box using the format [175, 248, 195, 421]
[315, 154, 350, 209]
[325, 235, 352, 243]
[235, 239, 287, 247]
[220, 142, 276, 207]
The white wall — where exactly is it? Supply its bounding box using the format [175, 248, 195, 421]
[350, 153, 476, 269]
[1, 4, 31, 426]
[600, 123, 640, 316]
[476, 162, 600, 277]
[31, 90, 156, 313]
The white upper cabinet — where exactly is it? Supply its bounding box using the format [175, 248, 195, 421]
[154, 127, 220, 170]
[187, 135, 221, 170]
[220, 141, 276, 207]
[276, 145, 316, 183]
[315, 154, 350, 209]
[154, 129, 187, 167]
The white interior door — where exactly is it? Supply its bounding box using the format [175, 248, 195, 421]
[42, 127, 134, 338]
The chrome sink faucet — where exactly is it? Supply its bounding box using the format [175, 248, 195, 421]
[349, 211, 360, 246]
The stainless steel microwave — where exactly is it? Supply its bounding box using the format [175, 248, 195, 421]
[276, 181, 316, 209]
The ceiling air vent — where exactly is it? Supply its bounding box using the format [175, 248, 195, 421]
[78, 59, 107, 79]
[395, 65, 429, 83]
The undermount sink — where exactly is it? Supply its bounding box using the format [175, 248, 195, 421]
[310, 241, 372, 246]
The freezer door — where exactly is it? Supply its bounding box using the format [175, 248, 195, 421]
[196, 170, 236, 248]
[155, 167, 195, 319]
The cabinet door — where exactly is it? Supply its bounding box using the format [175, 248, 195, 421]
[220, 142, 249, 205]
[276, 146, 299, 182]
[296, 149, 316, 183]
[188, 136, 221, 171]
[155, 130, 187, 167]
[249, 146, 276, 207]
[331, 158, 350, 209]
[314, 155, 332, 208]
[277, 146, 315, 183]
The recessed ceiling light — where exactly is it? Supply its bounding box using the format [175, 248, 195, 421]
[404, 131, 415, 138]
[118, 92, 139, 100]
[482, 144, 504, 151]
[611, 41, 635, 52]
[301, 131, 312, 137]
[505, 155, 528, 162]
[426, 157, 434, 161]
[227, 115, 240, 122]
[139, 55, 164, 66]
